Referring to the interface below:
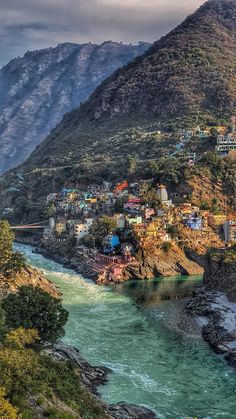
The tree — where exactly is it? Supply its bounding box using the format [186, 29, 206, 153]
[0, 328, 43, 398]
[2, 286, 69, 344]
[0, 220, 14, 256]
[127, 153, 138, 175]
[91, 216, 117, 237]
[0, 388, 18, 419]
[139, 184, 161, 210]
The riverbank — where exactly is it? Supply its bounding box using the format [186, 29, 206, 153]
[16, 239, 236, 371]
[186, 288, 236, 368]
[185, 248, 236, 369]
[49, 342, 156, 419]
[16, 236, 204, 285]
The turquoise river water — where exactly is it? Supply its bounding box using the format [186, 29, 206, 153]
[16, 244, 236, 419]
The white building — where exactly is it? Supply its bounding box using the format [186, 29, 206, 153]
[216, 134, 236, 157]
[156, 184, 172, 207]
[74, 219, 93, 241]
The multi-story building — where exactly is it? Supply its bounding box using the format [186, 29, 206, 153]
[216, 133, 236, 157]
[103, 234, 121, 253]
[224, 220, 236, 244]
[74, 219, 93, 242]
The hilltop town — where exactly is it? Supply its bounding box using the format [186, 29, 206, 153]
[1, 117, 235, 283]
[4, 119, 235, 285]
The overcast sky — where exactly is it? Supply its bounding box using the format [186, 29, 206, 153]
[0, 0, 205, 66]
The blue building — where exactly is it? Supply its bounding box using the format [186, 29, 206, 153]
[186, 217, 202, 230]
[103, 234, 120, 254]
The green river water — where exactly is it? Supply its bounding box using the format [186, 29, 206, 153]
[16, 244, 236, 419]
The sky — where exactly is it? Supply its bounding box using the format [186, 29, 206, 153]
[0, 0, 205, 66]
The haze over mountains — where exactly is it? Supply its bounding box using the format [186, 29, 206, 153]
[21, 0, 236, 175]
[0, 41, 149, 174]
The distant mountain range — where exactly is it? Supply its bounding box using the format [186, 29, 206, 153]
[0, 41, 150, 174]
[21, 0, 236, 175]
[0, 0, 236, 220]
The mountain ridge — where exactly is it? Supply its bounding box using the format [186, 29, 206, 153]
[21, 0, 236, 173]
[0, 40, 150, 174]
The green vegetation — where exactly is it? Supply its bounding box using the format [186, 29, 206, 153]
[186, 153, 236, 210]
[162, 242, 173, 253]
[2, 286, 68, 344]
[0, 220, 26, 278]
[0, 323, 109, 418]
[139, 183, 161, 210]
[0, 220, 14, 255]
[208, 246, 236, 263]
[1, 0, 236, 215]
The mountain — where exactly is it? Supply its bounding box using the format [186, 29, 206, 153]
[0, 41, 150, 174]
[0, 0, 236, 219]
[18, 0, 236, 175]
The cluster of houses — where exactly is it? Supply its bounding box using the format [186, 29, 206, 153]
[175, 117, 236, 160]
[42, 180, 236, 261]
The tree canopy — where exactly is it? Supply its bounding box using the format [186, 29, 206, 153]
[2, 286, 69, 344]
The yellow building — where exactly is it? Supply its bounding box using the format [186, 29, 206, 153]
[85, 198, 97, 204]
[208, 214, 227, 227]
[206, 125, 227, 135]
[133, 221, 161, 238]
[66, 192, 78, 201]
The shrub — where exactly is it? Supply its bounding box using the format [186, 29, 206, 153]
[162, 242, 173, 253]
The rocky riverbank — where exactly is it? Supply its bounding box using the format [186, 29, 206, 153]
[186, 248, 236, 368]
[186, 288, 236, 368]
[49, 342, 157, 419]
[16, 236, 204, 284]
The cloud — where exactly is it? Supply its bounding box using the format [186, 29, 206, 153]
[0, 0, 205, 66]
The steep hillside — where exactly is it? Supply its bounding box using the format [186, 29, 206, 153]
[20, 0, 236, 174]
[0, 41, 149, 174]
[0, 0, 236, 219]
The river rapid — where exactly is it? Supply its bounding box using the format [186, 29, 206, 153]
[16, 244, 236, 419]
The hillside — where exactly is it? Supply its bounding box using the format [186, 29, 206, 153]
[0, 0, 236, 218]
[0, 41, 149, 174]
[18, 0, 236, 174]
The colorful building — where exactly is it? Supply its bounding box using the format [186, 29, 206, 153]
[185, 217, 202, 231]
[103, 234, 120, 253]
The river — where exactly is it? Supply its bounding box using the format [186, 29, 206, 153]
[16, 244, 236, 419]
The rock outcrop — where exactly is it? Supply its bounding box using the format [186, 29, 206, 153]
[186, 247, 236, 368]
[186, 289, 236, 368]
[108, 403, 157, 419]
[0, 265, 60, 299]
[0, 41, 149, 174]
[122, 244, 204, 281]
[203, 249, 236, 300]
